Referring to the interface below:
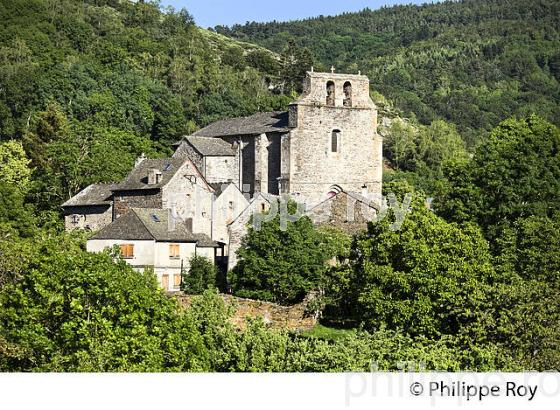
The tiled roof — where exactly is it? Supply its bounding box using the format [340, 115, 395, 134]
[61, 183, 116, 207]
[175, 135, 236, 156]
[192, 111, 289, 137]
[89, 210, 153, 240]
[90, 208, 218, 246]
[113, 157, 184, 191]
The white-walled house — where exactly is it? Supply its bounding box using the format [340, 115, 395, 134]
[87, 208, 219, 291]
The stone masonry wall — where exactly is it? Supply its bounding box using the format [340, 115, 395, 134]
[63, 205, 112, 231]
[204, 155, 238, 184]
[286, 72, 382, 207]
[289, 105, 382, 206]
[172, 141, 203, 171]
[114, 189, 162, 218]
[175, 293, 318, 331]
[161, 160, 213, 237]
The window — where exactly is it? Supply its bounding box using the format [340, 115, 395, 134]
[331, 130, 341, 153]
[120, 244, 134, 259]
[326, 81, 335, 106]
[343, 81, 352, 107]
[173, 273, 181, 289]
[261, 203, 266, 212]
[169, 244, 180, 259]
[71, 214, 80, 225]
[185, 218, 193, 232]
[161, 274, 169, 290]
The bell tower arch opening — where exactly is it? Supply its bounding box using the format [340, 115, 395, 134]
[326, 81, 335, 106]
[343, 81, 352, 107]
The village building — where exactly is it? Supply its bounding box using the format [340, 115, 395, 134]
[86, 208, 219, 291]
[61, 183, 117, 231]
[63, 71, 382, 290]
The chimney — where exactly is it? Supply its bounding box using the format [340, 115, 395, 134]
[135, 153, 146, 167]
[148, 168, 162, 185]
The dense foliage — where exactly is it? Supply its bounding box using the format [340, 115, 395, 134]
[181, 255, 217, 295]
[0, 0, 558, 372]
[217, 0, 560, 144]
[436, 116, 560, 241]
[0, 0, 291, 209]
[231, 207, 331, 304]
[320, 180, 559, 370]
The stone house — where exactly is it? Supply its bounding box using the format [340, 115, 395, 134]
[86, 208, 218, 291]
[111, 156, 216, 237]
[61, 183, 116, 231]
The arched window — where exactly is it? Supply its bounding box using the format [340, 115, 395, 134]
[331, 129, 341, 153]
[343, 81, 352, 107]
[326, 81, 335, 106]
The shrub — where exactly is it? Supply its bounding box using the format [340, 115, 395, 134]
[181, 255, 217, 294]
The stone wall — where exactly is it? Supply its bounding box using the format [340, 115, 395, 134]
[309, 191, 378, 235]
[204, 156, 238, 184]
[227, 195, 270, 271]
[162, 160, 214, 237]
[174, 293, 318, 331]
[285, 72, 382, 207]
[113, 189, 162, 218]
[172, 141, 203, 171]
[63, 205, 112, 231]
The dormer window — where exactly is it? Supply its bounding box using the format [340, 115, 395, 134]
[343, 81, 352, 107]
[326, 81, 335, 106]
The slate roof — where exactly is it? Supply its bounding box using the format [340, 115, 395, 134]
[174, 135, 236, 156]
[90, 208, 218, 246]
[61, 183, 117, 207]
[192, 111, 289, 137]
[113, 157, 184, 191]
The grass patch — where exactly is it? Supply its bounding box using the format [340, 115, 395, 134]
[301, 324, 356, 342]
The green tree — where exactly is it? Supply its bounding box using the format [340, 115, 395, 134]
[0, 235, 208, 371]
[231, 204, 331, 304]
[0, 182, 36, 238]
[279, 40, 314, 94]
[415, 120, 467, 172]
[181, 255, 217, 294]
[490, 214, 560, 370]
[342, 182, 497, 340]
[0, 140, 31, 190]
[437, 116, 560, 241]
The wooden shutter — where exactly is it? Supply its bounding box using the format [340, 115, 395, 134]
[161, 274, 169, 290]
[120, 244, 134, 258]
[169, 244, 180, 259]
[173, 274, 181, 288]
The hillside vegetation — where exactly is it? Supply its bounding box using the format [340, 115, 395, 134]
[217, 0, 560, 144]
[0, 0, 559, 372]
[0, 0, 289, 209]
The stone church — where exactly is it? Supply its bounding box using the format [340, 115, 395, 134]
[61, 71, 382, 290]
